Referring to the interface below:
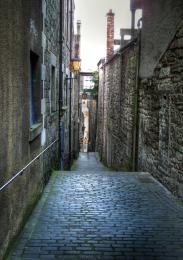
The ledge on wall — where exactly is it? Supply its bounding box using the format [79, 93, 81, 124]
[29, 123, 43, 142]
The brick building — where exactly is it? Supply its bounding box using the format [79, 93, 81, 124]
[97, 0, 183, 198]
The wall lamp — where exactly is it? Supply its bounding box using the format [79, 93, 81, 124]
[70, 57, 81, 73]
[64, 58, 81, 82]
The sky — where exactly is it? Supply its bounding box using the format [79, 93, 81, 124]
[74, 0, 141, 72]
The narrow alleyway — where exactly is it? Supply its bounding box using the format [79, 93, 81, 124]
[10, 153, 183, 259]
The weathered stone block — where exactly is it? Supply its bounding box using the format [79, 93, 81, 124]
[176, 26, 183, 38]
[175, 49, 183, 58]
[159, 67, 170, 78]
[170, 37, 183, 49]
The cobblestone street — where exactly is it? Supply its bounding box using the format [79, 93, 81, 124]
[10, 153, 183, 259]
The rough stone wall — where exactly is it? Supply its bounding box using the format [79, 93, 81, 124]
[96, 63, 105, 158]
[88, 98, 97, 152]
[140, 0, 183, 78]
[97, 42, 138, 169]
[61, 0, 75, 169]
[0, 0, 60, 258]
[138, 20, 183, 198]
[102, 65, 108, 164]
[106, 56, 122, 167]
[42, 0, 60, 177]
[72, 75, 80, 159]
[0, 1, 42, 258]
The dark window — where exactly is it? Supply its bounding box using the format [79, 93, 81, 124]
[65, 75, 68, 106]
[29, 51, 40, 127]
[66, 0, 69, 41]
[51, 65, 56, 112]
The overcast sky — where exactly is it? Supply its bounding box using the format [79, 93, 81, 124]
[74, 0, 141, 72]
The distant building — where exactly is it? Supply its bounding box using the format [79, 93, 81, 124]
[79, 72, 98, 152]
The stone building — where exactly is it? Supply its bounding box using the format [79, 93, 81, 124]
[88, 96, 97, 152]
[71, 20, 81, 161]
[79, 72, 97, 152]
[97, 0, 183, 198]
[97, 9, 139, 169]
[60, 6, 81, 169]
[60, 0, 74, 169]
[81, 94, 89, 152]
[0, 0, 79, 257]
[79, 93, 97, 153]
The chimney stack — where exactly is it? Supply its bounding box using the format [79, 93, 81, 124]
[106, 9, 115, 60]
[77, 20, 81, 36]
[75, 20, 81, 58]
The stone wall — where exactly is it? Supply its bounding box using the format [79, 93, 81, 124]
[60, 0, 77, 169]
[138, 20, 183, 198]
[140, 0, 183, 78]
[72, 75, 80, 159]
[0, 0, 60, 258]
[42, 0, 60, 178]
[88, 98, 97, 152]
[97, 42, 138, 169]
[96, 62, 105, 157]
[97, 0, 183, 200]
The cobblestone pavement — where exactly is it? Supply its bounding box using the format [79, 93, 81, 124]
[9, 153, 183, 259]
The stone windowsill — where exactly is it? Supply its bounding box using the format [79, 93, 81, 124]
[29, 123, 43, 142]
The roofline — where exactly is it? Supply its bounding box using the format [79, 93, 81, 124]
[106, 37, 137, 65]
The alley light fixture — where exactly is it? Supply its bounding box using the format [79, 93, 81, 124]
[70, 58, 81, 73]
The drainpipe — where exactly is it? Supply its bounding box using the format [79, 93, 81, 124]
[58, 0, 63, 169]
[132, 26, 141, 171]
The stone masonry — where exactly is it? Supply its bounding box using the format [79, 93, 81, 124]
[97, 2, 183, 199]
[97, 42, 138, 170]
[42, 0, 60, 180]
[138, 20, 183, 198]
[0, 0, 60, 258]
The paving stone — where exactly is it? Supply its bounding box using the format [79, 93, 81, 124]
[9, 153, 183, 259]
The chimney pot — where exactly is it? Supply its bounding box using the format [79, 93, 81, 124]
[106, 9, 115, 60]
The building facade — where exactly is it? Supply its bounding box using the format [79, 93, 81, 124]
[97, 1, 183, 198]
[0, 0, 79, 257]
[60, 4, 81, 168]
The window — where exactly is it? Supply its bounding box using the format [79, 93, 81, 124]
[65, 75, 68, 106]
[66, 0, 69, 41]
[50, 65, 56, 112]
[29, 51, 40, 128]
